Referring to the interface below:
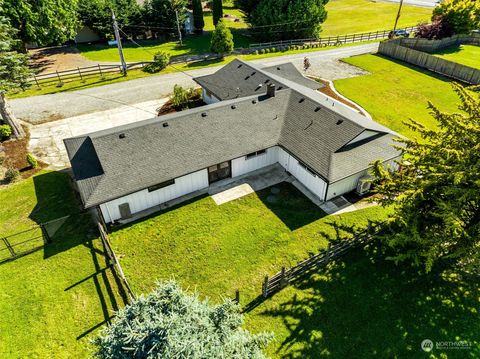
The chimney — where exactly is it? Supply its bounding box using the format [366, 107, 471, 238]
[266, 83, 276, 97]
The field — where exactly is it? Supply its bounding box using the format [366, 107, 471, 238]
[433, 44, 480, 69]
[0, 171, 124, 358]
[77, 0, 430, 63]
[334, 54, 463, 140]
[109, 182, 479, 358]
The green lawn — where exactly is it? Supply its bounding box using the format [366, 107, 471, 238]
[433, 44, 480, 69]
[109, 182, 479, 358]
[77, 0, 429, 63]
[322, 0, 430, 36]
[0, 172, 125, 358]
[334, 54, 463, 140]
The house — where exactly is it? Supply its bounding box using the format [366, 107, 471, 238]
[64, 59, 401, 224]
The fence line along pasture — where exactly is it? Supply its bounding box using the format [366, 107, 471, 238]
[248, 26, 418, 49]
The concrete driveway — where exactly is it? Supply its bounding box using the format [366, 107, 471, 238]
[29, 98, 167, 168]
[12, 43, 378, 124]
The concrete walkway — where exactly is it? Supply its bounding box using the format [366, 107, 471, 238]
[12, 43, 377, 124]
[28, 98, 167, 168]
[320, 195, 378, 215]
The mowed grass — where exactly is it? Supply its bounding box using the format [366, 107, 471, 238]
[78, 0, 429, 63]
[433, 44, 480, 69]
[322, 0, 431, 36]
[109, 183, 479, 358]
[0, 172, 125, 358]
[334, 54, 462, 140]
[109, 183, 391, 304]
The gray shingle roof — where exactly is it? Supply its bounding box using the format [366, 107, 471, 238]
[193, 59, 322, 101]
[64, 59, 401, 208]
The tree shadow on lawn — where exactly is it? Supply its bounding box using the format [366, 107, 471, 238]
[257, 240, 480, 358]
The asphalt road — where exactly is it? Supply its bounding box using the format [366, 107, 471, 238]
[11, 42, 379, 124]
[382, 0, 439, 7]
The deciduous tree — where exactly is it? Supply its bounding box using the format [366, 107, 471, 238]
[210, 19, 234, 57]
[0, 0, 79, 49]
[247, 0, 329, 41]
[143, 0, 188, 37]
[432, 0, 480, 35]
[93, 281, 272, 358]
[372, 85, 480, 273]
[0, 17, 32, 138]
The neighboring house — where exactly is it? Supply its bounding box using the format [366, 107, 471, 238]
[64, 59, 401, 224]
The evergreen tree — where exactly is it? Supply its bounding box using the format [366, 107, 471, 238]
[247, 0, 329, 41]
[93, 281, 272, 358]
[212, 0, 223, 26]
[0, 17, 32, 138]
[372, 85, 480, 273]
[210, 19, 234, 58]
[0, 0, 79, 49]
[192, 0, 205, 33]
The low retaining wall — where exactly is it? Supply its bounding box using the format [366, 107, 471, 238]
[378, 35, 480, 85]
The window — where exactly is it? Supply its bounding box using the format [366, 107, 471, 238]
[148, 179, 175, 192]
[245, 149, 267, 160]
[298, 161, 317, 177]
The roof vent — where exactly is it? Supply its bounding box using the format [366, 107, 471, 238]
[299, 98, 305, 103]
[264, 79, 270, 83]
[163, 122, 169, 128]
[267, 83, 276, 97]
[336, 119, 344, 125]
[245, 75, 250, 80]
[252, 99, 257, 104]
[277, 67, 281, 70]
[251, 71, 256, 75]
[315, 107, 321, 112]
[201, 112, 207, 117]
[231, 105, 236, 109]
[238, 64, 242, 68]
[278, 86, 283, 90]
[119, 133, 126, 139]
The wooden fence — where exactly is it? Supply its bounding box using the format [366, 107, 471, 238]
[0, 225, 48, 264]
[97, 222, 136, 302]
[396, 32, 480, 53]
[379, 39, 480, 85]
[30, 62, 151, 87]
[249, 26, 418, 49]
[260, 223, 383, 299]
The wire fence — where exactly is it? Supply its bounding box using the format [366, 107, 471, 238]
[0, 215, 70, 264]
[249, 26, 419, 49]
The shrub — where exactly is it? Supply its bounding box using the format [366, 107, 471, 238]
[144, 51, 170, 73]
[4, 167, 19, 183]
[415, 15, 454, 39]
[265, 48, 270, 53]
[26, 153, 38, 169]
[210, 20, 234, 57]
[271, 47, 276, 52]
[0, 124, 12, 140]
[93, 281, 272, 358]
[254, 50, 259, 55]
[260, 48, 265, 54]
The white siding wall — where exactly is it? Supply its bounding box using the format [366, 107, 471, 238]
[277, 147, 327, 200]
[231, 147, 279, 177]
[325, 157, 400, 201]
[100, 169, 209, 223]
[202, 88, 220, 105]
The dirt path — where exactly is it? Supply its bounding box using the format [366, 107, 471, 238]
[29, 46, 98, 74]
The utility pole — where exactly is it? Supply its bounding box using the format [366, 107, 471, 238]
[391, 0, 404, 38]
[112, 10, 127, 75]
[175, 10, 183, 46]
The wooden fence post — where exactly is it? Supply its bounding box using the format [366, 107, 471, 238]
[56, 71, 61, 84]
[327, 243, 331, 261]
[33, 75, 40, 88]
[280, 266, 286, 287]
[77, 67, 83, 81]
[235, 289, 240, 304]
[98, 64, 103, 77]
[262, 275, 269, 298]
